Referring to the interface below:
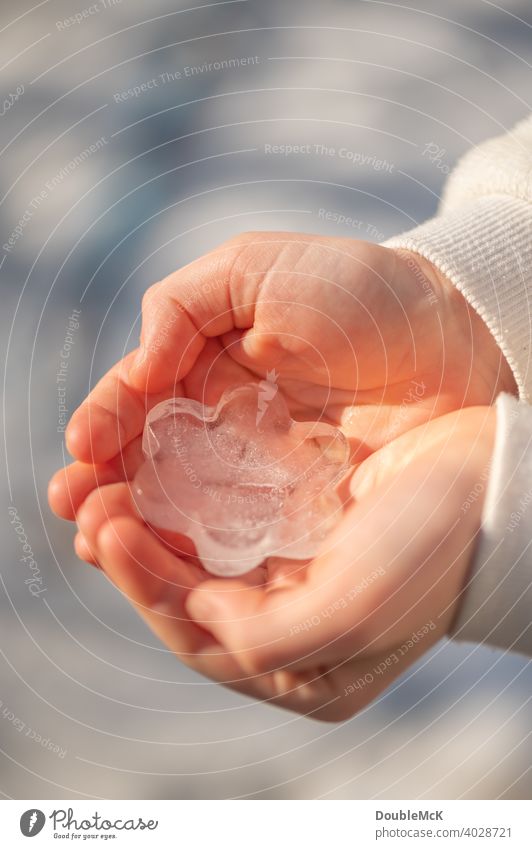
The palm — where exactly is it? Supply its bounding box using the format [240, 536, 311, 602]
[52, 405, 493, 720]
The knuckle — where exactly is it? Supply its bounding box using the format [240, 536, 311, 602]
[78, 486, 106, 522]
[141, 281, 163, 312]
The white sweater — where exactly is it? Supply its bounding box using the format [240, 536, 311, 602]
[385, 116, 532, 656]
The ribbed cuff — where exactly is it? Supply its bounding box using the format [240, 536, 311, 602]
[450, 393, 532, 656]
[384, 196, 532, 401]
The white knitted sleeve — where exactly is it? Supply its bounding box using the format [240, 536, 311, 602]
[451, 393, 532, 656]
[384, 115, 532, 400]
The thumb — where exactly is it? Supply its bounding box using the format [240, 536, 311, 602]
[129, 238, 259, 392]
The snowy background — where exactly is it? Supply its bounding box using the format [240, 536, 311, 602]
[1, 0, 531, 799]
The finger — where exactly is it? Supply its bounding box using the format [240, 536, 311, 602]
[189, 624, 433, 721]
[54, 343, 250, 519]
[96, 516, 211, 655]
[91, 514, 339, 711]
[221, 327, 288, 374]
[48, 438, 143, 521]
[65, 350, 178, 464]
[76, 481, 140, 551]
[74, 531, 100, 567]
[74, 484, 193, 594]
[70, 482, 292, 696]
[182, 338, 253, 405]
[348, 406, 494, 501]
[93, 515, 288, 694]
[128, 239, 250, 392]
[298, 635, 434, 722]
[257, 632, 432, 721]
[71, 483, 198, 572]
[85, 500, 394, 718]
[73, 482, 198, 567]
[128, 232, 306, 393]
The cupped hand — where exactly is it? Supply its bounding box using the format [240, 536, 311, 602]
[49, 231, 513, 520]
[50, 404, 496, 721]
[47, 232, 504, 719]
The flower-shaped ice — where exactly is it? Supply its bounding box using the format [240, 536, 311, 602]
[132, 382, 349, 577]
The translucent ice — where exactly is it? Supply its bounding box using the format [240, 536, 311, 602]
[132, 382, 349, 577]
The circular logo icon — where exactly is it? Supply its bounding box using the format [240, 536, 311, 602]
[20, 809, 46, 837]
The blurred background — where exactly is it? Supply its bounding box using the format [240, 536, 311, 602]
[1, 0, 531, 799]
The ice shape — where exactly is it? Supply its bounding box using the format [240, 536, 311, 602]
[132, 382, 349, 577]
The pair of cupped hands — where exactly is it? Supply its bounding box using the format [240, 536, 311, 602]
[48, 233, 515, 721]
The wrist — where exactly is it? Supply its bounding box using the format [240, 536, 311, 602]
[395, 249, 518, 403]
[385, 194, 532, 401]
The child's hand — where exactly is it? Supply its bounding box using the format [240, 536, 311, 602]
[182, 406, 496, 719]
[63, 231, 512, 461]
[47, 232, 502, 719]
[52, 405, 495, 721]
[49, 231, 512, 520]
